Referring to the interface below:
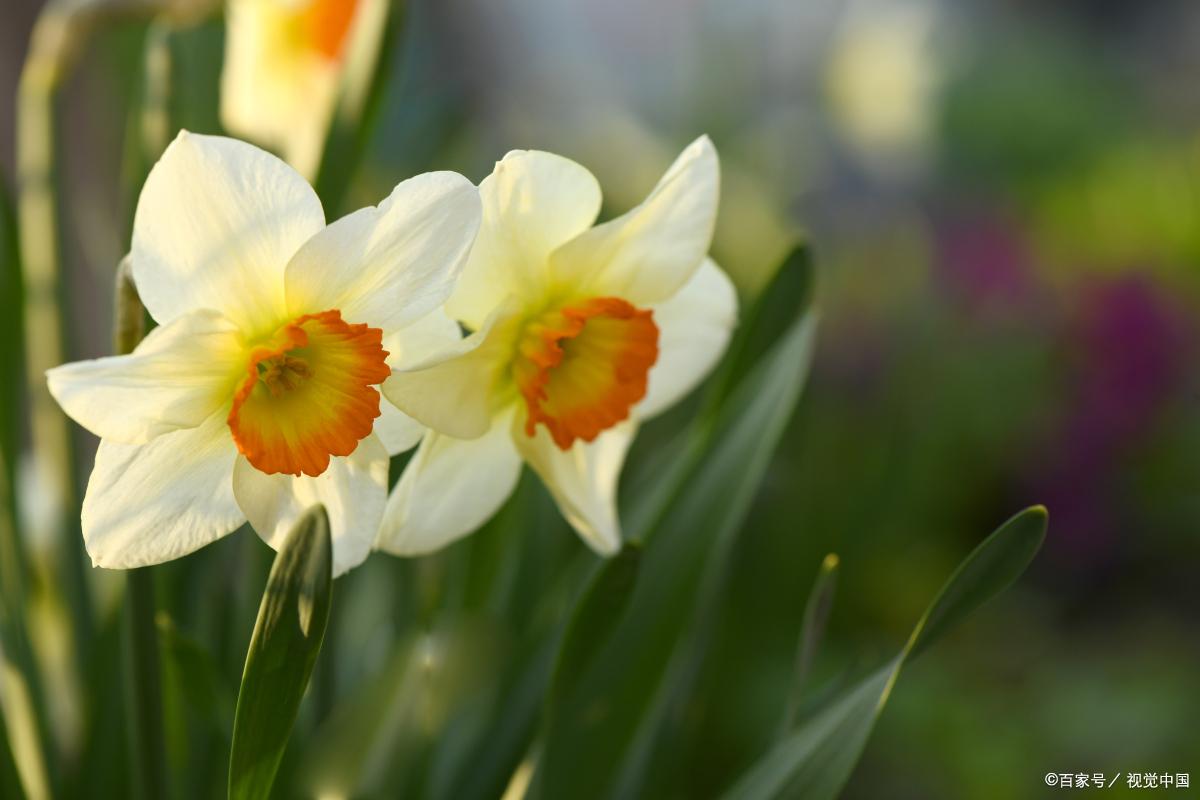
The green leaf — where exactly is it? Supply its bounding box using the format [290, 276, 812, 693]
[721, 506, 1048, 800]
[707, 244, 815, 413]
[228, 505, 333, 800]
[625, 243, 816, 543]
[533, 246, 819, 799]
[546, 544, 642, 713]
[0, 169, 23, 481]
[158, 615, 236, 739]
[781, 553, 839, 734]
[0, 175, 53, 800]
[123, 568, 169, 800]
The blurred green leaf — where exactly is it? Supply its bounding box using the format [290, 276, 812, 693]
[0, 174, 54, 800]
[427, 636, 557, 800]
[721, 506, 1048, 800]
[0, 454, 53, 800]
[546, 545, 641, 713]
[228, 506, 333, 800]
[781, 553, 839, 734]
[158, 615, 235, 739]
[0, 171, 22, 480]
[123, 568, 168, 800]
[532, 246, 818, 799]
[623, 244, 815, 545]
[710, 244, 815, 409]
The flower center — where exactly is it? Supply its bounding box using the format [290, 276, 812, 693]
[512, 297, 659, 450]
[257, 353, 312, 396]
[228, 309, 390, 477]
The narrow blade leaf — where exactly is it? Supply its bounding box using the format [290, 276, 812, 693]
[781, 552, 839, 733]
[546, 544, 642, 714]
[721, 506, 1048, 800]
[229, 505, 333, 800]
[533, 246, 819, 799]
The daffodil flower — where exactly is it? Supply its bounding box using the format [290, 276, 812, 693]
[47, 131, 480, 575]
[221, 0, 374, 179]
[377, 136, 736, 556]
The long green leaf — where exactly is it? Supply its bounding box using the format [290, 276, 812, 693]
[228, 505, 333, 800]
[0, 168, 23, 486]
[622, 245, 815, 544]
[781, 553, 839, 734]
[546, 544, 642, 713]
[533, 247, 819, 799]
[721, 506, 1048, 800]
[708, 245, 816, 411]
[0, 169, 54, 800]
[158, 616, 236, 740]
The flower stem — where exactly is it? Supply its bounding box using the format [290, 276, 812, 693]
[123, 568, 169, 800]
[114, 256, 170, 800]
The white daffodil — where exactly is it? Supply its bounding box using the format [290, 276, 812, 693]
[47, 131, 480, 576]
[221, 0, 378, 179]
[377, 136, 736, 557]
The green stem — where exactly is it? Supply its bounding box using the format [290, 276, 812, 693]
[114, 256, 169, 800]
[124, 568, 169, 800]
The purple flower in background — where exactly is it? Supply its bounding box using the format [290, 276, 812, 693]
[936, 215, 1036, 317]
[1034, 273, 1194, 564]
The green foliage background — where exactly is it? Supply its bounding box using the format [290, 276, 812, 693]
[0, 1, 1198, 799]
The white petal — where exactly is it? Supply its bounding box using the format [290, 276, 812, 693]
[232, 434, 389, 577]
[381, 306, 522, 440]
[132, 131, 324, 333]
[46, 309, 245, 444]
[550, 136, 719, 306]
[373, 308, 464, 455]
[376, 408, 522, 556]
[513, 419, 634, 556]
[446, 150, 602, 329]
[284, 171, 481, 332]
[383, 307, 463, 369]
[82, 411, 243, 568]
[374, 402, 425, 456]
[639, 258, 738, 419]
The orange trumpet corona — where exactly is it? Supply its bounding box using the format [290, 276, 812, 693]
[512, 297, 659, 450]
[228, 309, 390, 477]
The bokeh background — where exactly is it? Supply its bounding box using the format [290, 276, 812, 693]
[2, 1, 1198, 798]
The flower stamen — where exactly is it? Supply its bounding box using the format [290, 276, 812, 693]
[257, 353, 313, 397]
